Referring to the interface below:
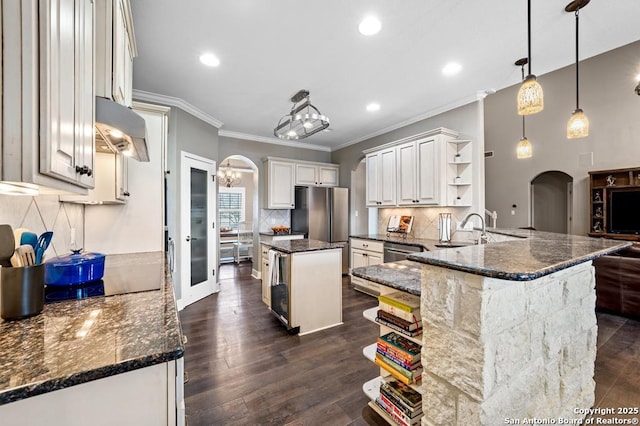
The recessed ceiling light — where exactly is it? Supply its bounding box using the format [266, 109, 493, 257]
[199, 53, 220, 67]
[366, 103, 381, 112]
[442, 62, 462, 76]
[358, 16, 381, 36]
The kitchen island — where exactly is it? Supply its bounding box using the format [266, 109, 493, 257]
[262, 239, 344, 335]
[352, 229, 630, 425]
[0, 252, 184, 426]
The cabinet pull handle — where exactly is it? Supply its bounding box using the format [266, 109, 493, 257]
[123, 192, 130, 197]
[75, 165, 90, 175]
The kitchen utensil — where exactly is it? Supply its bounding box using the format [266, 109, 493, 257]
[0, 263, 45, 320]
[35, 231, 53, 264]
[13, 228, 29, 249]
[44, 251, 106, 286]
[10, 253, 22, 267]
[20, 231, 38, 249]
[16, 245, 36, 266]
[0, 224, 16, 267]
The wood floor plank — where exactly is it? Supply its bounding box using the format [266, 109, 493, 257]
[181, 262, 640, 425]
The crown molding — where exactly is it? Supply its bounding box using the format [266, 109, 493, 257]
[332, 93, 480, 151]
[218, 130, 332, 152]
[132, 90, 223, 128]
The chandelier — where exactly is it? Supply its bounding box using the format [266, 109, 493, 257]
[274, 89, 330, 140]
[217, 160, 241, 187]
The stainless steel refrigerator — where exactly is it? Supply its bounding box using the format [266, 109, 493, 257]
[291, 186, 349, 274]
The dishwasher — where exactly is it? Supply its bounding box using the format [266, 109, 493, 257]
[383, 241, 425, 262]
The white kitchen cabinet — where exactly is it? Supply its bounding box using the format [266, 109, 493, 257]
[445, 138, 473, 206]
[264, 158, 295, 209]
[350, 238, 384, 296]
[95, 0, 137, 107]
[260, 244, 271, 307]
[295, 163, 339, 186]
[397, 137, 439, 205]
[1, 0, 95, 193]
[365, 148, 396, 207]
[60, 152, 129, 204]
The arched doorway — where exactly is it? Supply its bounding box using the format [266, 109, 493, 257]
[530, 171, 573, 233]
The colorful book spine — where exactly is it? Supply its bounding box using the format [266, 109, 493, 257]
[376, 339, 419, 365]
[378, 291, 420, 312]
[375, 395, 410, 426]
[379, 386, 422, 418]
[376, 317, 423, 338]
[376, 346, 420, 371]
[378, 332, 421, 358]
[377, 393, 421, 426]
[375, 354, 423, 384]
[381, 379, 422, 409]
[378, 300, 421, 323]
[377, 309, 421, 331]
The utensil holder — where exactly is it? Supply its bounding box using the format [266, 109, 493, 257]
[0, 264, 45, 320]
[439, 213, 452, 243]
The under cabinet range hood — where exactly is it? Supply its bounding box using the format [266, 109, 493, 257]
[95, 97, 150, 162]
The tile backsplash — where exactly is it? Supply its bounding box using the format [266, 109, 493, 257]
[378, 207, 478, 242]
[259, 209, 291, 232]
[0, 195, 84, 259]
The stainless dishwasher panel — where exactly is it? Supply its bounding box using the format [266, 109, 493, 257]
[383, 241, 425, 262]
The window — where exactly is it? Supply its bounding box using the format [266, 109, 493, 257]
[219, 187, 245, 229]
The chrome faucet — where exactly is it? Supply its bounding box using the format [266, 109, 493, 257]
[460, 212, 488, 244]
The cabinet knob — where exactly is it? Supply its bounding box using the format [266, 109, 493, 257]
[75, 165, 90, 175]
[123, 191, 130, 197]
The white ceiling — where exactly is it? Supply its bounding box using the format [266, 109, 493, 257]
[129, 0, 640, 151]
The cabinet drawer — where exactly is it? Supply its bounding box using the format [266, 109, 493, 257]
[351, 276, 380, 297]
[351, 239, 383, 253]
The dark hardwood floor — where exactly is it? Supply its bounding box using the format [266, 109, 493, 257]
[180, 262, 640, 426]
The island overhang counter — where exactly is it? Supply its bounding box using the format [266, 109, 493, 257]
[352, 229, 630, 425]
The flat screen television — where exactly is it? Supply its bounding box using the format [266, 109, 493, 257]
[608, 189, 640, 234]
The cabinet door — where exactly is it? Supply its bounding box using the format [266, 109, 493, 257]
[295, 164, 317, 186]
[112, 0, 133, 106]
[318, 166, 339, 186]
[397, 142, 417, 205]
[367, 251, 383, 266]
[261, 259, 270, 306]
[416, 137, 438, 204]
[365, 153, 380, 206]
[267, 161, 295, 209]
[351, 249, 369, 270]
[379, 148, 397, 206]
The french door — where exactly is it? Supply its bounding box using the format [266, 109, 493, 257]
[180, 152, 218, 307]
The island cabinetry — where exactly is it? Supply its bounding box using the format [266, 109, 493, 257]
[2, 0, 95, 192]
[350, 238, 384, 295]
[365, 147, 397, 206]
[264, 158, 296, 209]
[95, 0, 136, 107]
[295, 163, 339, 186]
[588, 166, 640, 240]
[362, 285, 423, 425]
[260, 244, 271, 307]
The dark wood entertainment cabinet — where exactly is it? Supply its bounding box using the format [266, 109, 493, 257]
[589, 167, 640, 241]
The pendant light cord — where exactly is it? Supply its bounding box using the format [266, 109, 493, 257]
[575, 9, 580, 109]
[527, 0, 532, 76]
[521, 63, 526, 137]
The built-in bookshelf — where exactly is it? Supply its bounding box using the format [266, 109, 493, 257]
[362, 286, 423, 426]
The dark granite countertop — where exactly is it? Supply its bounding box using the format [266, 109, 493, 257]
[350, 234, 442, 251]
[0, 252, 184, 405]
[407, 229, 631, 281]
[351, 260, 422, 296]
[262, 238, 344, 254]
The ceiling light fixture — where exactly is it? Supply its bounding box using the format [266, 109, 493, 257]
[273, 89, 330, 140]
[366, 103, 380, 112]
[442, 62, 462, 76]
[217, 160, 241, 187]
[517, 0, 544, 115]
[565, 0, 590, 139]
[358, 16, 381, 36]
[199, 53, 220, 67]
[515, 58, 533, 159]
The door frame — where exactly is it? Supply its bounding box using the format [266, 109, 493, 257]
[179, 151, 218, 309]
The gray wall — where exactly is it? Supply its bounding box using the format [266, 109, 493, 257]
[484, 40, 640, 235]
[531, 171, 572, 233]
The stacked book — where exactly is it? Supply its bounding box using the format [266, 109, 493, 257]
[376, 291, 422, 338]
[375, 331, 422, 386]
[375, 377, 423, 426]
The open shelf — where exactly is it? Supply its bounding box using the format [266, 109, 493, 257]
[363, 376, 382, 401]
[363, 307, 377, 324]
[363, 343, 377, 362]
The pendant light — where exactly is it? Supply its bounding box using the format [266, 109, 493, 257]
[274, 89, 330, 140]
[565, 0, 590, 139]
[516, 58, 533, 159]
[517, 0, 544, 115]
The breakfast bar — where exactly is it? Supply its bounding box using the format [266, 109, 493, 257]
[352, 229, 630, 425]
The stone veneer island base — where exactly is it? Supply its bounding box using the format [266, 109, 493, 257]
[420, 261, 596, 425]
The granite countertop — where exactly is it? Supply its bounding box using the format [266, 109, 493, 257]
[350, 234, 442, 251]
[0, 252, 184, 405]
[351, 260, 423, 296]
[262, 238, 344, 254]
[259, 231, 305, 236]
[407, 229, 631, 281]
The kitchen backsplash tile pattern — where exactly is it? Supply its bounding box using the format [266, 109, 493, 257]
[378, 207, 481, 242]
[0, 195, 83, 259]
[259, 209, 291, 232]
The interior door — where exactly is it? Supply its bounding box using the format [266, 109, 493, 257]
[180, 152, 218, 307]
